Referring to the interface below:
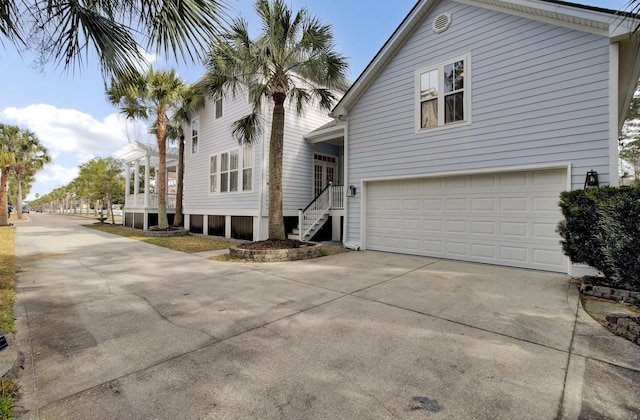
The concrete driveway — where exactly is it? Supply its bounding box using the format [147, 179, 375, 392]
[13, 215, 640, 419]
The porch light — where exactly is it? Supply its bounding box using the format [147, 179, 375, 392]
[584, 170, 599, 189]
[347, 185, 356, 197]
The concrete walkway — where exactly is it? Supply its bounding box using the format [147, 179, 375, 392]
[12, 215, 640, 419]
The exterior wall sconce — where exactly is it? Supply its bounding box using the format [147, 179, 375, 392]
[584, 170, 599, 189]
[347, 185, 356, 197]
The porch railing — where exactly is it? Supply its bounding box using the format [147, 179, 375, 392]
[124, 193, 177, 209]
[299, 183, 332, 240]
[298, 183, 344, 240]
[331, 184, 344, 210]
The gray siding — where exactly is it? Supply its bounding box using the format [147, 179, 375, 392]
[184, 89, 259, 214]
[184, 86, 332, 217]
[346, 1, 611, 244]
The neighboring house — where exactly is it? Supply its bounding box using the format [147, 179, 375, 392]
[114, 142, 179, 230]
[181, 88, 344, 241]
[313, 0, 640, 274]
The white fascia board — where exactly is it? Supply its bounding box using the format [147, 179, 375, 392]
[331, 0, 436, 117]
[304, 123, 345, 143]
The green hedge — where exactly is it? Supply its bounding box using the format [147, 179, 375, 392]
[557, 186, 640, 291]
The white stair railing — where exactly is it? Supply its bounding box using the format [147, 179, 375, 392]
[298, 182, 333, 240]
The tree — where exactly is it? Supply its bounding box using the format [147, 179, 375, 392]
[106, 67, 187, 229]
[75, 157, 124, 224]
[203, 0, 348, 240]
[1, 0, 228, 78]
[620, 139, 640, 178]
[0, 124, 18, 225]
[165, 85, 206, 227]
[11, 130, 50, 219]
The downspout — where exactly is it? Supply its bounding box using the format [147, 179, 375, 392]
[340, 116, 359, 250]
[609, 42, 619, 186]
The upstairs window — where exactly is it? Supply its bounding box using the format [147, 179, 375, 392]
[417, 54, 469, 130]
[191, 119, 199, 153]
[215, 97, 223, 119]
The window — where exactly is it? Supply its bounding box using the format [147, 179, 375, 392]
[209, 155, 217, 193]
[243, 145, 253, 191]
[215, 97, 223, 119]
[417, 55, 469, 130]
[210, 146, 253, 194]
[191, 119, 199, 153]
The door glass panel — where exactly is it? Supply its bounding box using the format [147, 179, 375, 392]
[314, 164, 323, 196]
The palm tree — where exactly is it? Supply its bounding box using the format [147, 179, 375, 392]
[0, 125, 18, 225]
[11, 130, 51, 219]
[106, 67, 187, 229]
[1, 0, 228, 78]
[166, 84, 206, 227]
[203, 0, 348, 240]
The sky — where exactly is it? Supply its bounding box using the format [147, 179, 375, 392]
[0, 0, 630, 201]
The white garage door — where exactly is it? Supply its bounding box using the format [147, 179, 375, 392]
[365, 169, 568, 272]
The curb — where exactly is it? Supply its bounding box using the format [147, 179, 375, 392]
[0, 332, 22, 378]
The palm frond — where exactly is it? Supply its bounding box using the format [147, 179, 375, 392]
[146, 0, 229, 64]
[231, 113, 263, 145]
[0, 0, 24, 47]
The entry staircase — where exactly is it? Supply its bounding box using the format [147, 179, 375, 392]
[289, 183, 343, 241]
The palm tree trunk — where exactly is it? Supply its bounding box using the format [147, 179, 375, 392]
[173, 130, 185, 227]
[16, 174, 23, 220]
[268, 93, 286, 240]
[157, 112, 169, 229]
[0, 168, 9, 226]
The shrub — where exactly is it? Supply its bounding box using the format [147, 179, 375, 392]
[557, 186, 640, 291]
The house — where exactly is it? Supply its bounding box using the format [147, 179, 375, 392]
[181, 87, 345, 241]
[114, 141, 180, 230]
[311, 0, 640, 274]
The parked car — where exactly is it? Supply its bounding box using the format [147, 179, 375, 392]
[35, 208, 42, 213]
[22, 207, 29, 214]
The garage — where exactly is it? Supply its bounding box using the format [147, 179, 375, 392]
[365, 168, 568, 272]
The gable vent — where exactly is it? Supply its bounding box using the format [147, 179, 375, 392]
[432, 13, 451, 33]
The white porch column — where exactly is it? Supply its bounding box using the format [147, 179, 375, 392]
[144, 154, 151, 207]
[225, 215, 232, 238]
[133, 160, 140, 205]
[124, 164, 131, 208]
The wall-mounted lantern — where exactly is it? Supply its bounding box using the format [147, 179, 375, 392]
[584, 170, 599, 189]
[347, 185, 357, 197]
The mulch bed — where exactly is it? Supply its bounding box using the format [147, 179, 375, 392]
[237, 239, 314, 250]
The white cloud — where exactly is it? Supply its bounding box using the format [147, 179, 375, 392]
[1, 104, 134, 154]
[1, 104, 155, 200]
[37, 163, 80, 186]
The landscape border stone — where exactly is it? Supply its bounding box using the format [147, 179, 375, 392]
[229, 243, 322, 262]
[581, 277, 640, 346]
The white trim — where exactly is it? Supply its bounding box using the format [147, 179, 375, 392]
[342, 119, 350, 247]
[191, 118, 199, 154]
[415, 53, 472, 133]
[359, 163, 571, 272]
[208, 146, 254, 195]
[185, 209, 260, 216]
[331, 0, 638, 119]
[360, 162, 572, 184]
[454, 0, 610, 36]
[305, 123, 345, 143]
[609, 42, 619, 186]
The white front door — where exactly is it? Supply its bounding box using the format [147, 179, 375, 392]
[314, 154, 337, 197]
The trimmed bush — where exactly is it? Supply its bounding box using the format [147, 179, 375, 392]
[557, 186, 640, 291]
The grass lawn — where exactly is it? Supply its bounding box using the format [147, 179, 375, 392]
[84, 224, 235, 253]
[0, 227, 16, 332]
